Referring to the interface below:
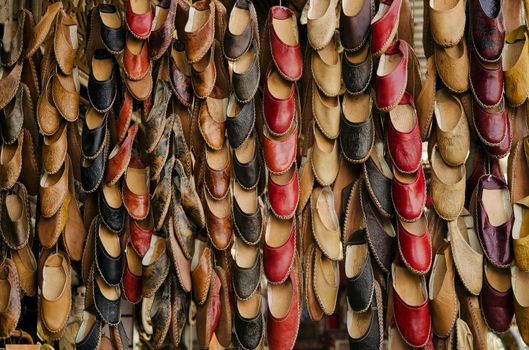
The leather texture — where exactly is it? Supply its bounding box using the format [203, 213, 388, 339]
[123, 38, 150, 81]
[81, 110, 108, 160]
[205, 154, 230, 200]
[307, 0, 337, 50]
[130, 217, 152, 257]
[448, 210, 483, 295]
[345, 229, 374, 312]
[0, 258, 21, 338]
[263, 126, 297, 175]
[268, 167, 299, 219]
[98, 187, 124, 234]
[503, 26, 529, 107]
[95, 219, 123, 286]
[374, 40, 408, 111]
[347, 281, 383, 350]
[233, 194, 262, 245]
[429, 0, 465, 46]
[205, 197, 233, 251]
[199, 97, 226, 151]
[397, 217, 432, 274]
[430, 146, 466, 221]
[151, 278, 172, 347]
[122, 157, 150, 221]
[149, 116, 173, 182]
[117, 90, 133, 142]
[75, 306, 102, 350]
[0, 60, 22, 111]
[340, 0, 372, 51]
[226, 98, 255, 150]
[429, 245, 458, 337]
[233, 249, 261, 300]
[472, 98, 508, 146]
[311, 41, 341, 97]
[172, 192, 196, 259]
[391, 166, 426, 222]
[363, 152, 394, 218]
[469, 49, 504, 108]
[122, 247, 142, 304]
[233, 41, 260, 103]
[340, 107, 373, 164]
[483, 112, 511, 159]
[311, 186, 342, 261]
[142, 236, 170, 298]
[125, 0, 153, 39]
[170, 275, 190, 345]
[469, 0, 505, 62]
[342, 48, 372, 95]
[191, 41, 216, 99]
[0, 11, 24, 67]
[37, 77, 61, 136]
[215, 264, 233, 348]
[392, 264, 431, 347]
[196, 269, 221, 349]
[360, 181, 396, 273]
[1, 84, 24, 145]
[233, 136, 261, 190]
[42, 121, 67, 175]
[263, 219, 296, 284]
[313, 248, 339, 315]
[52, 70, 80, 122]
[93, 272, 120, 326]
[150, 0, 177, 60]
[152, 162, 173, 230]
[37, 191, 69, 249]
[386, 93, 422, 173]
[183, 0, 215, 63]
[99, 4, 125, 53]
[0, 182, 30, 250]
[234, 297, 264, 350]
[166, 217, 192, 293]
[174, 159, 205, 228]
[80, 136, 107, 194]
[312, 84, 340, 139]
[170, 41, 193, 106]
[434, 90, 470, 166]
[88, 49, 118, 113]
[311, 126, 340, 186]
[40, 154, 68, 217]
[223, 0, 256, 60]
[41, 251, 72, 334]
[480, 265, 514, 333]
[513, 266, 529, 345]
[54, 11, 78, 75]
[144, 81, 171, 145]
[263, 65, 295, 136]
[266, 260, 300, 350]
[269, 6, 302, 81]
[472, 174, 514, 267]
[513, 196, 529, 271]
[371, 0, 402, 55]
[434, 39, 470, 93]
[191, 243, 212, 304]
[0, 127, 23, 191]
[458, 282, 488, 350]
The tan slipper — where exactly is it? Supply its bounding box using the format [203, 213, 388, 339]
[434, 38, 470, 93]
[429, 0, 466, 47]
[433, 88, 470, 166]
[430, 144, 466, 221]
[311, 186, 343, 261]
[313, 247, 339, 315]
